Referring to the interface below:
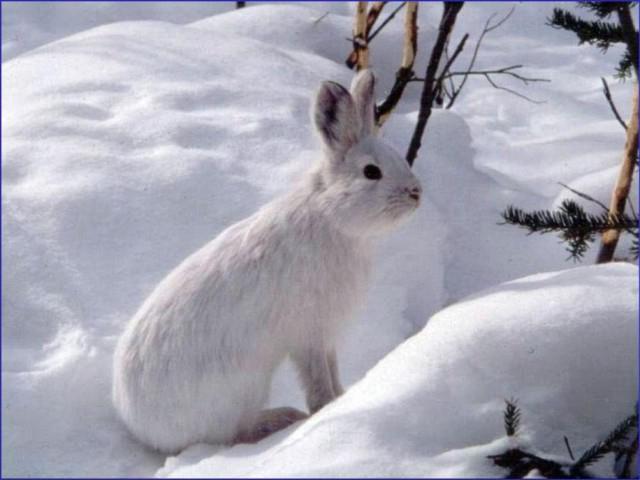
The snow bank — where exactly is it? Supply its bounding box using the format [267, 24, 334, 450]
[164, 263, 638, 478]
[3, 2, 637, 477]
[2, 5, 445, 476]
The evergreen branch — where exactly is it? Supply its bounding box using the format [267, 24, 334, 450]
[570, 411, 639, 476]
[501, 200, 638, 260]
[616, 50, 635, 79]
[488, 449, 571, 478]
[504, 398, 521, 437]
[617, 434, 639, 478]
[579, 1, 626, 19]
[548, 8, 626, 52]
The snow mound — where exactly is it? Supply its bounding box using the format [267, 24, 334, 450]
[164, 263, 638, 478]
[2, 6, 447, 476]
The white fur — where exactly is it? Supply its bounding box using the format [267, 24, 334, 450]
[112, 70, 422, 453]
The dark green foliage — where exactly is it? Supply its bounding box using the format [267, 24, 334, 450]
[570, 409, 639, 477]
[580, 1, 628, 18]
[549, 8, 625, 50]
[501, 199, 639, 261]
[504, 399, 521, 437]
[547, 2, 638, 78]
[489, 403, 638, 478]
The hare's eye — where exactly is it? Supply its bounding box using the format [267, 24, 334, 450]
[363, 164, 382, 180]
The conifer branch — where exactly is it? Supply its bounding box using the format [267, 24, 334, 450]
[501, 199, 638, 261]
[570, 410, 638, 476]
[504, 399, 521, 437]
[548, 9, 626, 51]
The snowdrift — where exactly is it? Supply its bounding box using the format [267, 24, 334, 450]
[2, 6, 444, 476]
[163, 263, 638, 478]
[2, 2, 637, 478]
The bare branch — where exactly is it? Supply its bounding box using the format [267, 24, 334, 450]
[368, 1, 406, 42]
[313, 12, 330, 25]
[558, 182, 610, 212]
[414, 65, 548, 103]
[564, 436, 575, 461]
[406, 2, 464, 166]
[434, 33, 469, 104]
[443, 65, 549, 84]
[601, 77, 628, 130]
[445, 6, 515, 109]
[483, 74, 545, 104]
[485, 5, 515, 33]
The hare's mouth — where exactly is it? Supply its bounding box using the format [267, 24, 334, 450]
[383, 196, 419, 219]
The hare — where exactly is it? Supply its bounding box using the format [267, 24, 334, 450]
[112, 70, 422, 453]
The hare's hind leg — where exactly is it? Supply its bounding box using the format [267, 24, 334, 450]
[234, 407, 308, 444]
[327, 348, 344, 397]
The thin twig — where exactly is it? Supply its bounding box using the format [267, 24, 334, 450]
[601, 77, 628, 130]
[313, 11, 330, 25]
[368, 1, 406, 42]
[443, 46, 458, 100]
[434, 33, 469, 103]
[559, 182, 638, 238]
[413, 66, 548, 85]
[442, 65, 549, 84]
[558, 182, 609, 212]
[439, 34, 469, 83]
[445, 6, 515, 108]
[483, 74, 545, 104]
[564, 436, 576, 461]
[485, 5, 516, 33]
[627, 196, 637, 220]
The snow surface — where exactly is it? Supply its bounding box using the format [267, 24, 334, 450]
[162, 263, 638, 478]
[2, 2, 638, 477]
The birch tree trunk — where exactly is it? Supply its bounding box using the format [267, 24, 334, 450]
[376, 2, 418, 127]
[352, 2, 370, 71]
[596, 85, 639, 263]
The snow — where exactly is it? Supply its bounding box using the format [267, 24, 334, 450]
[162, 263, 638, 478]
[2, 2, 637, 478]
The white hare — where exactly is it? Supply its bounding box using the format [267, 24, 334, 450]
[112, 70, 422, 453]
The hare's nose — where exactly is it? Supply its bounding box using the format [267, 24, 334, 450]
[405, 185, 421, 201]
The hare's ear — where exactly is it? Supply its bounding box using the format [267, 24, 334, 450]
[350, 69, 376, 137]
[314, 81, 360, 153]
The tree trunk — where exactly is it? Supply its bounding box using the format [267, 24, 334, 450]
[616, 4, 638, 76]
[596, 85, 639, 263]
[405, 2, 464, 166]
[351, 2, 370, 71]
[376, 2, 418, 127]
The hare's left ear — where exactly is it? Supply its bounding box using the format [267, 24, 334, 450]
[350, 69, 376, 137]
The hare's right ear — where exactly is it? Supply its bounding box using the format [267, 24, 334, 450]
[350, 69, 376, 137]
[314, 81, 360, 153]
